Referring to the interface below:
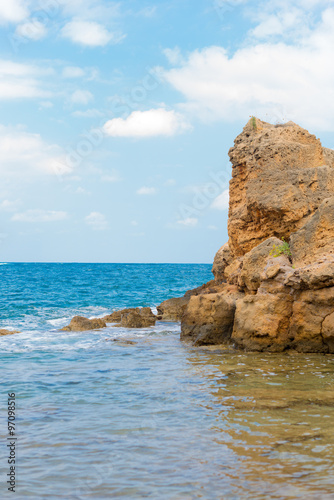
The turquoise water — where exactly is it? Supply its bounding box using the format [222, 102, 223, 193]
[1, 263, 334, 499]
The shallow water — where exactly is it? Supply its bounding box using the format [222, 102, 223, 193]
[1, 264, 334, 499]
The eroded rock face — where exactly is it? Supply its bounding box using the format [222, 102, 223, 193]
[184, 279, 227, 297]
[61, 316, 107, 331]
[175, 118, 334, 352]
[224, 257, 244, 285]
[104, 307, 156, 325]
[232, 293, 293, 352]
[211, 243, 232, 280]
[238, 237, 283, 292]
[290, 197, 334, 266]
[289, 287, 334, 353]
[181, 285, 242, 346]
[119, 310, 156, 328]
[284, 256, 334, 290]
[157, 297, 189, 321]
[228, 118, 334, 257]
[103, 308, 138, 323]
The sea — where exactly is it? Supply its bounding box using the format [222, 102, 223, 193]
[1, 263, 334, 499]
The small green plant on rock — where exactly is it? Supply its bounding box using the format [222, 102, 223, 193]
[250, 116, 257, 131]
[269, 238, 292, 258]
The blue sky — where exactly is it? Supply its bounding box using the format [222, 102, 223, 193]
[0, 0, 334, 263]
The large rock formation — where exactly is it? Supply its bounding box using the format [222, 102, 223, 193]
[178, 118, 334, 353]
[228, 118, 334, 257]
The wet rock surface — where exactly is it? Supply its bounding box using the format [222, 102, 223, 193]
[61, 316, 107, 331]
[181, 286, 242, 346]
[156, 297, 189, 321]
[0, 329, 20, 336]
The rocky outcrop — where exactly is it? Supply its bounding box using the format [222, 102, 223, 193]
[117, 309, 156, 328]
[104, 307, 156, 324]
[103, 307, 157, 328]
[211, 243, 232, 280]
[181, 285, 242, 346]
[61, 316, 107, 331]
[157, 297, 189, 321]
[232, 254, 294, 351]
[177, 118, 334, 353]
[228, 118, 334, 257]
[103, 308, 138, 322]
[0, 329, 20, 336]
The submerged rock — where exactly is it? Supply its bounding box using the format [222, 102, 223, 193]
[108, 339, 137, 345]
[61, 316, 107, 331]
[0, 329, 20, 336]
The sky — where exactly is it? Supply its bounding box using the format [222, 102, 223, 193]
[0, 0, 334, 263]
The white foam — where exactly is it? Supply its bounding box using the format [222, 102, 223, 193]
[47, 317, 72, 326]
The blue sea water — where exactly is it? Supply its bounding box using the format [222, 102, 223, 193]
[1, 263, 334, 499]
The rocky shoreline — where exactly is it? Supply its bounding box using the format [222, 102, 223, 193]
[87, 118, 333, 354]
[4, 118, 334, 354]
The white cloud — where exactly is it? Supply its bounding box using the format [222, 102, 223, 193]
[103, 108, 191, 138]
[16, 20, 47, 40]
[0, 124, 72, 177]
[70, 90, 94, 105]
[0, 1, 28, 24]
[136, 186, 157, 195]
[39, 101, 53, 109]
[61, 20, 122, 47]
[12, 210, 68, 222]
[75, 187, 90, 195]
[62, 66, 85, 78]
[72, 108, 103, 118]
[138, 6, 157, 18]
[0, 200, 20, 212]
[0, 60, 50, 100]
[85, 211, 108, 230]
[163, 7, 334, 130]
[177, 217, 198, 227]
[55, 0, 121, 21]
[211, 189, 229, 210]
[102, 169, 122, 182]
[163, 47, 184, 65]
